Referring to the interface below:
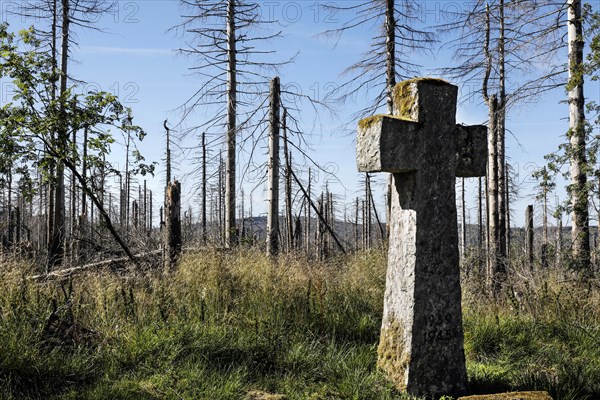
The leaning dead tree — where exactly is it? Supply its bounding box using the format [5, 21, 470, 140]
[6, 0, 119, 270]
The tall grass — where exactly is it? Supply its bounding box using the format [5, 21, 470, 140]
[0, 249, 598, 399]
[462, 256, 600, 400]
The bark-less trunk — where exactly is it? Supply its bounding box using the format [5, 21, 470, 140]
[282, 109, 294, 252]
[478, 177, 484, 265]
[305, 168, 311, 256]
[497, 0, 507, 266]
[225, 0, 238, 247]
[505, 162, 510, 259]
[124, 130, 131, 231]
[201, 131, 207, 244]
[483, 5, 502, 297]
[557, 213, 563, 265]
[487, 95, 500, 296]
[266, 77, 280, 256]
[385, 0, 395, 240]
[164, 120, 171, 185]
[461, 178, 467, 261]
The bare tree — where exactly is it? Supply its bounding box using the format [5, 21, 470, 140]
[266, 77, 280, 256]
[439, 0, 568, 292]
[320, 1, 434, 235]
[174, 0, 293, 248]
[321, 0, 434, 118]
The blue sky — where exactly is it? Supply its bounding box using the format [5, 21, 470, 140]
[2, 0, 599, 229]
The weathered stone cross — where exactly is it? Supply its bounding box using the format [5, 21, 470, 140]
[356, 78, 487, 397]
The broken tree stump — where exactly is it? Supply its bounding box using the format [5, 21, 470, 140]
[163, 180, 182, 272]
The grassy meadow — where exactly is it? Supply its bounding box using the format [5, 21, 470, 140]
[0, 248, 599, 399]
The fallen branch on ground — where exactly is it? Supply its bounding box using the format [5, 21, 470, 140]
[29, 250, 162, 281]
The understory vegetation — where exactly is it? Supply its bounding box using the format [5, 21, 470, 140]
[0, 249, 598, 400]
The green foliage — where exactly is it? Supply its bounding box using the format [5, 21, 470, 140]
[0, 23, 154, 199]
[585, 3, 600, 130]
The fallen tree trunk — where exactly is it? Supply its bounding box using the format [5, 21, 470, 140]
[29, 250, 161, 280]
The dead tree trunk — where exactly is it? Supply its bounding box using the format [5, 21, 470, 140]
[124, 128, 132, 233]
[163, 181, 182, 272]
[384, 0, 395, 240]
[218, 152, 224, 244]
[143, 180, 147, 232]
[293, 215, 302, 249]
[542, 184, 549, 269]
[266, 77, 280, 256]
[328, 190, 334, 256]
[239, 189, 245, 241]
[47, 0, 71, 271]
[355, 198, 360, 251]
[487, 95, 501, 296]
[225, 0, 238, 248]
[79, 125, 89, 257]
[556, 210, 563, 266]
[361, 199, 365, 250]
[164, 120, 171, 186]
[282, 109, 294, 252]
[478, 176, 484, 271]
[568, 0, 590, 270]
[505, 162, 511, 260]
[367, 174, 385, 242]
[305, 168, 312, 257]
[201, 131, 207, 244]
[149, 190, 153, 231]
[497, 0, 507, 268]
[70, 129, 77, 262]
[526, 204, 534, 270]
[365, 174, 372, 249]
[483, 4, 502, 297]
[461, 177, 467, 261]
[289, 168, 345, 255]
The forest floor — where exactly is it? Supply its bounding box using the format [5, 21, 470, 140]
[0, 248, 599, 400]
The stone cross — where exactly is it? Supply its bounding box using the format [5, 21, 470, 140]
[356, 78, 487, 397]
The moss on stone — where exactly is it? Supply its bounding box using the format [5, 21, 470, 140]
[458, 391, 553, 400]
[400, 77, 450, 86]
[377, 318, 409, 391]
[392, 82, 416, 119]
[358, 114, 413, 132]
[392, 77, 450, 119]
[358, 114, 386, 131]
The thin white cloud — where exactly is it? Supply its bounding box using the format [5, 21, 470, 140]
[80, 46, 174, 57]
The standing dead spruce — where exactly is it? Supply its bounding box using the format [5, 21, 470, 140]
[356, 78, 487, 397]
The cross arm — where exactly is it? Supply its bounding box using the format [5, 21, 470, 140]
[357, 115, 420, 173]
[455, 124, 487, 177]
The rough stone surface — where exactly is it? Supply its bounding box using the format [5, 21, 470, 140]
[356, 78, 487, 397]
[458, 391, 553, 400]
[456, 124, 487, 177]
